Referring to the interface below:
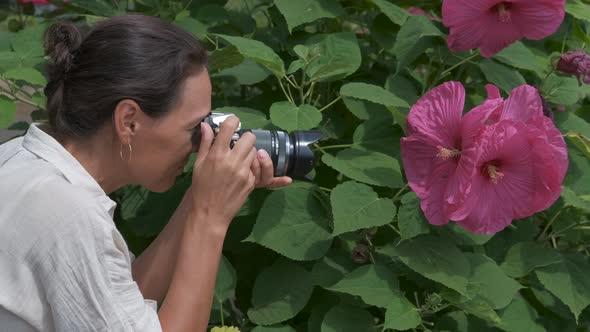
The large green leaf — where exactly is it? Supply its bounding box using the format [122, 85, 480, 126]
[554, 110, 590, 137]
[4, 67, 46, 86]
[270, 102, 322, 131]
[209, 45, 244, 72]
[330, 181, 396, 236]
[245, 185, 333, 261]
[273, 0, 344, 33]
[214, 255, 236, 303]
[326, 264, 399, 308]
[479, 59, 526, 94]
[397, 192, 430, 241]
[392, 15, 443, 72]
[378, 235, 471, 296]
[213, 59, 272, 85]
[535, 253, 590, 320]
[465, 253, 522, 310]
[62, 0, 123, 16]
[0, 96, 16, 129]
[340, 82, 409, 109]
[320, 304, 374, 332]
[496, 296, 545, 332]
[174, 12, 208, 39]
[542, 74, 583, 106]
[500, 242, 563, 278]
[216, 34, 285, 77]
[561, 186, 590, 213]
[251, 325, 296, 332]
[352, 116, 402, 157]
[566, 0, 590, 22]
[493, 41, 548, 76]
[299, 32, 361, 82]
[0, 51, 21, 72]
[321, 148, 404, 188]
[247, 260, 314, 325]
[370, 0, 410, 26]
[383, 296, 422, 331]
[11, 24, 46, 58]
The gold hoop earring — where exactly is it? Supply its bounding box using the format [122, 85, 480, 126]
[120, 143, 132, 162]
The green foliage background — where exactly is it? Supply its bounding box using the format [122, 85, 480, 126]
[1, 0, 590, 331]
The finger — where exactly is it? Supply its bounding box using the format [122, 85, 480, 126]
[211, 115, 240, 153]
[267, 176, 293, 189]
[251, 155, 262, 187]
[257, 149, 274, 187]
[193, 122, 214, 170]
[231, 131, 257, 160]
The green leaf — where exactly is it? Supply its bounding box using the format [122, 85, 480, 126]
[174, 15, 208, 40]
[352, 116, 402, 157]
[273, 0, 344, 33]
[566, 0, 590, 22]
[493, 41, 548, 76]
[562, 186, 590, 213]
[0, 51, 21, 71]
[0, 96, 16, 129]
[215, 34, 285, 77]
[342, 97, 391, 121]
[246, 185, 333, 261]
[320, 304, 374, 332]
[270, 102, 322, 131]
[379, 235, 471, 296]
[535, 253, 590, 320]
[397, 192, 430, 240]
[565, 132, 590, 160]
[214, 255, 236, 303]
[383, 296, 422, 331]
[330, 181, 396, 236]
[311, 251, 356, 287]
[564, 140, 590, 196]
[213, 59, 272, 85]
[340, 83, 410, 109]
[441, 289, 502, 325]
[542, 74, 583, 106]
[209, 46, 244, 72]
[247, 260, 314, 325]
[326, 264, 399, 308]
[213, 106, 271, 129]
[465, 253, 522, 310]
[496, 296, 545, 332]
[554, 110, 590, 137]
[370, 0, 410, 26]
[321, 148, 403, 188]
[11, 24, 46, 58]
[64, 0, 122, 16]
[392, 15, 443, 72]
[479, 59, 526, 94]
[251, 325, 296, 332]
[3, 67, 46, 86]
[300, 32, 361, 82]
[500, 242, 563, 278]
[434, 223, 493, 246]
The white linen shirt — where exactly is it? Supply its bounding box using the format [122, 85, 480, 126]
[0, 123, 162, 332]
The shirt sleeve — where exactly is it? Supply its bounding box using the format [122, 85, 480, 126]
[38, 196, 162, 332]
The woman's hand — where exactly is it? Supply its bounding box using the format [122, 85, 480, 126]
[250, 149, 292, 189]
[189, 116, 257, 232]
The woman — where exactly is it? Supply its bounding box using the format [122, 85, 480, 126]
[0, 15, 291, 331]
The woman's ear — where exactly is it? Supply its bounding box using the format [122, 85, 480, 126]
[113, 99, 141, 144]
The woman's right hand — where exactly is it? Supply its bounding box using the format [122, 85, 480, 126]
[189, 116, 257, 233]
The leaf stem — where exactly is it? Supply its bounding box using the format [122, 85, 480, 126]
[277, 78, 295, 105]
[392, 183, 409, 202]
[318, 96, 342, 112]
[538, 209, 563, 241]
[431, 51, 479, 88]
[317, 143, 353, 150]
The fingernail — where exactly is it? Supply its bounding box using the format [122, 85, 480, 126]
[257, 149, 268, 159]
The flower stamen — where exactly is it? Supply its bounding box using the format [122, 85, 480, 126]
[495, 3, 511, 23]
[436, 146, 461, 160]
[487, 164, 505, 184]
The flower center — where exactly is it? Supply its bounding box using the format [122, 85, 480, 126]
[494, 2, 512, 23]
[484, 162, 505, 184]
[436, 146, 461, 160]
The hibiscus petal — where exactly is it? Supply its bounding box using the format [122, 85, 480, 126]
[485, 84, 501, 99]
[406, 81, 464, 149]
[401, 136, 439, 198]
[420, 159, 458, 226]
[512, 0, 566, 40]
[501, 85, 543, 122]
[443, 0, 503, 27]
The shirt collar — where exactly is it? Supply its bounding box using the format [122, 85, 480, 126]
[22, 123, 117, 218]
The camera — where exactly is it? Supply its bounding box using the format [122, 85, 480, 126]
[192, 112, 322, 179]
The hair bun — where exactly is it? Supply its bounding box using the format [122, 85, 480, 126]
[44, 22, 82, 80]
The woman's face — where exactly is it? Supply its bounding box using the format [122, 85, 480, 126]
[130, 70, 212, 192]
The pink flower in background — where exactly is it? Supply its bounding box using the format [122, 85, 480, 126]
[402, 82, 568, 234]
[18, 0, 52, 4]
[556, 49, 590, 85]
[442, 0, 566, 57]
[400, 81, 502, 226]
[407, 6, 442, 22]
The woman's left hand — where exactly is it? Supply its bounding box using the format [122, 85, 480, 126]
[251, 149, 292, 189]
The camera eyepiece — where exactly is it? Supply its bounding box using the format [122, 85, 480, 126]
[192, 112, 321, 179]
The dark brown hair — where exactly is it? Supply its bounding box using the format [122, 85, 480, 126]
[43, 15, 208, 139]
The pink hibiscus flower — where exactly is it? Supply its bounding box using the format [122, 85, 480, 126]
[18, 0, 52, 4]
[449, 85, 568, 233]
[400, 81, 502, 226]
[442, 0, 566, 57]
